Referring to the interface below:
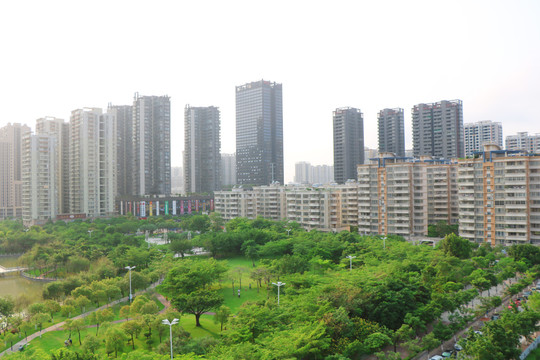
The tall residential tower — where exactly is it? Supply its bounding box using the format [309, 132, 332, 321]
[236, 80, 283, 186]
[412, 100, 464, 159]
[132, 94, 171, 195]
[333, 107, 364, 184]
[378, 108, 405, 157]
[184, 105, 221, 193]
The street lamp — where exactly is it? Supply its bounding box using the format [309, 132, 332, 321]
[382, 236, 387, 249]
[272, 281, 285, 305]
[286, 228, 291, 236]
[162, 318, 179, 360]
[88, 230, 93, 238]
[125, 266, 136, 302]
[346, 255, 356, 271]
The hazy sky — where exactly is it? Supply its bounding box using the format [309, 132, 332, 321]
[1, 0, 539, 183]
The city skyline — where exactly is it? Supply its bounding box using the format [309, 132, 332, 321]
[1, 1, 539, 183]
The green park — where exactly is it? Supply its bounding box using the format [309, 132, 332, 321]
[1, 214, 540, 359]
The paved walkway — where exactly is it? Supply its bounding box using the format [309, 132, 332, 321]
[0, 279, 166, 357]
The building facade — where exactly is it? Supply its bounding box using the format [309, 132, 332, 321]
[36, 117, 70, 214]
[184, 105, 221, 193]
[221, 153, 236, 187]
[357, 154, 459, 237]
[378, 108, 405, 157]
[236, 80, 283, 186]
[69, 108, 116, 217]
[333, 107, 364, 184]
[22, 132, 59, 224]
[108, 104, 133, 197]
[412, 100, 464, 159]
[506, 132, 540, 154]
[0, 123, 30, 219]
[464, 120, 503, 157]
[132, 94, 171, 195]
[458, 145, 540, 245]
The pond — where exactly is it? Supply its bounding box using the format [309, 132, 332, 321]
[0, 256, 44, 300]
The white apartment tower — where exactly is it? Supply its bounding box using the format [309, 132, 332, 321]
[22, 132, 59, 224]
[36, 117, 70, 214]
[69, 108, 116, 217]
[506, 132, 540, 154]
[464, 120, 503, 157]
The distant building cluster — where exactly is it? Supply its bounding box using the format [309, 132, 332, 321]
[2, 79, 540, 240]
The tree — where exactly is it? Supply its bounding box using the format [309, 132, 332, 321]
[163, 258, 227, 326]
[421, 333, 441, 359]
[242, 240, 260, 267]
[213, 305, 231, 331]
[82, 334, 101, 358]
[120, 305, 131, 320]
[88, 308, 114, 335]
[44, 299, 61, 320]
[122, 320, 142, 350]
[170, 239, 192, 258]
[440, 233, 472, 259]
[75, 295, 91, 314]
[71, 318, 85, 345]
[32, 312, 52, 337]
[106, 327, 128, 358]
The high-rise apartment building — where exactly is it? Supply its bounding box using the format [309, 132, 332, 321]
[333, 107, 364, 184]
[378, 108, 405, 157]
[22, 132, 59, 224]
[464, 120, 503, 157]
[221, 153, 236, 187]
[35, 117, 70, 214]
[294, 162, 312, 184]
[171, 166, 184, 194]
[184, 105, 221, 194]
[364, 147, 379, 164]
[132, 94, 171, 195]
[108, 104, 133, 197]
[357, 154, 459, 237]
[412, 100, 464, 159]
[69, 108, 116, 217]
[458, 145, 540, 245]
[506, 132, 540, 154]
[236, 80, 283, 186]
[312, 165, 334, 184]
[0, 123, 30, 219]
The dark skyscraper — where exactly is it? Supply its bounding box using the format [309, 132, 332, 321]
[184, 105, 221, 193]
[236, 80, 283, 185]
[333, 107, 364, 184]
[378, 108, 405, 157]
[132, 94, 171, 195]
[412, 100, 464, 159]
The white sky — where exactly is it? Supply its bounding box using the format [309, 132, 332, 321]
[1, 0, 539, 183]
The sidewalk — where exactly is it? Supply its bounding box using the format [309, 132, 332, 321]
[0, 278, 165, 357]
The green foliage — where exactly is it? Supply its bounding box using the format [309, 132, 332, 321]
[440, 233, 472, 259]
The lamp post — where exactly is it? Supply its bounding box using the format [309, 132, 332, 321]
[286, 228, 291, 236]
[382, 236, 387, 249]
[125, 266, 136, 302]
[272, 281, 285, 305]
[162, 318, 179, 360]
[88, 230, 93, 238]
[346, 255, 356, 271]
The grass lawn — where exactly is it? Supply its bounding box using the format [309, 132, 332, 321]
[17, 313, 221, 357]
[220, 283, 268, 313]
[527, 347, 540, 359]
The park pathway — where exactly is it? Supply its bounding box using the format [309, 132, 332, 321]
[0, 279, 167, 357]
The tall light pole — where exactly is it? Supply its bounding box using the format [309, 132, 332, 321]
[286, 228, 291, 236]
[382, 236, 387, 249]
[162, 318, 179, 360]
[125, 266, 136, 302]
[272, 281, 285, 305]
[346, 255, 356, 271]
[88, 230, 93, 238]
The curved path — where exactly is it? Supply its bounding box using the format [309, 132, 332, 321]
[0, 280, 168, 357]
